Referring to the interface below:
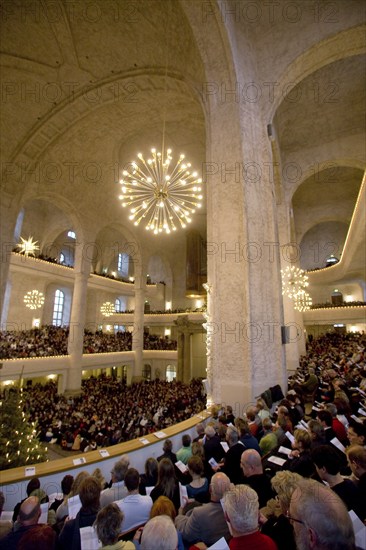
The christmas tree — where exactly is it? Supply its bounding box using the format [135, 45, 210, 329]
[0, 388, 47, 470]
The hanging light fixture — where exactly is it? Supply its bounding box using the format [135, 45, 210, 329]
[100, 302, 115, 317]
[294, 289, 312, 312]
[119, 149, 202, 234]
[281, 266, 309, 300]
[24, 290, 44, 310]
[118, 4, 203, 235]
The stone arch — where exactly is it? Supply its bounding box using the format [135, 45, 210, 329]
[268, 25, 365, 121]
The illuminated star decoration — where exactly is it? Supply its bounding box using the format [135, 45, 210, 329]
[119, 148, 203, 234]
[23, 290, 45, 310]
[17, 236, 39, 256]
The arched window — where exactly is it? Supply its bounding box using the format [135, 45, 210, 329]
[166, 364, 176, 382]
[59, 252, 65, 264]
[52, 289, 64, 326]
[115, 298, 121, 312]
[118, 253, 129, 278]
[67, 230, 76, 239]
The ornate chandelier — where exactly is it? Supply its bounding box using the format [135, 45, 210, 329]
[24, 290, 44, 310]
[119, 148, 202, 234]
[294, 289, 312, 312]
[100, 302, 115, 317]
[281, 266, 309, 300]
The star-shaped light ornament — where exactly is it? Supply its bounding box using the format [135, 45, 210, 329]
[17, 236, 39, 256]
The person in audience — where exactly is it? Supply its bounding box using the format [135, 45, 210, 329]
[259, 418, 278, 456]
[12, 477, 46, 522]
[347, 444, 366, 492]
[18, 524, 56, 550]
[140, 515, 178, 550]
[225, 405, 236, 424]
[222, 485, 278, 549]
[307, 419, 326, 450]
[246, 406, 260, 438]
[56, 471, 90, 522]
[299, 367, 318, 397]
[347, 420, 366, 447]
[289, 478, 356, 550]
[49, 475, 74, 514]
[0, 496, 41, 550]
[240, 449, 275, 508]
[193, 423, 205, 442]
[218, 427, 245, 485]
[150, 458, 180, 511]
[140, 496, 184, 550]
[324, 403, 348, 445]
[176, 434, 192, 464]
[260, 471, 301, 550]
[95, 503, 135, 549]
[139, 457, 158, 495]
[0, 491, 12, 540]
[316, 410, 336, 443]
[186, 456, 209, 503]
[116, 468, 153, 533]
[58, 477, 101, 550]
[273, 416, 290, 447]
[283, 429, 315, 478]
[175, 472, 232, 548]
[157, 440, 177, 464]
[235, 418, 262, 454]
[100, 456, 130, 507]
[256, 399, 270, 422]
[312, 445, 365, 520]
[203, 425, 226, 463]
[92, 468, 107, 490]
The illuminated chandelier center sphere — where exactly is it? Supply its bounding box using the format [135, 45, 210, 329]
[119, 148, 203, 235]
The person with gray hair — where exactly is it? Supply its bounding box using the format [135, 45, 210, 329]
[289, 478, 356, 550]
[175, 472, 232, 547]
[95, 503, 135, 549]
[223, 485, 277, 549]
[100, 454, 130, 507]
[141, 515, 178, 550]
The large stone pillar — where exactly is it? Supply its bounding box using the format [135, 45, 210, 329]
[132, 287, 145, 377]
[204, 97, 285, 416]
[0, 192, 17, 329]
[66, 239, 92, 394]
[175, 316, 205, 383]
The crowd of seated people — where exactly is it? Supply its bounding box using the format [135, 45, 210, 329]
[16, 377, 206, 451]
[1, 331, 366, 549]
[0, 326, 178, 359]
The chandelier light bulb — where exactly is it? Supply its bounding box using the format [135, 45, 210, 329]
[119, 148, 203, 235]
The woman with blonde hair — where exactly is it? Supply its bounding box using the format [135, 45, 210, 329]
[260, 471, 302, 550]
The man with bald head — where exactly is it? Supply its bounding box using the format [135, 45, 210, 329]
[175, 472, 232, 547]
[241, 449, 275, 508]
[289, 478, 356, 550]
[0, 496, 41, 550]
